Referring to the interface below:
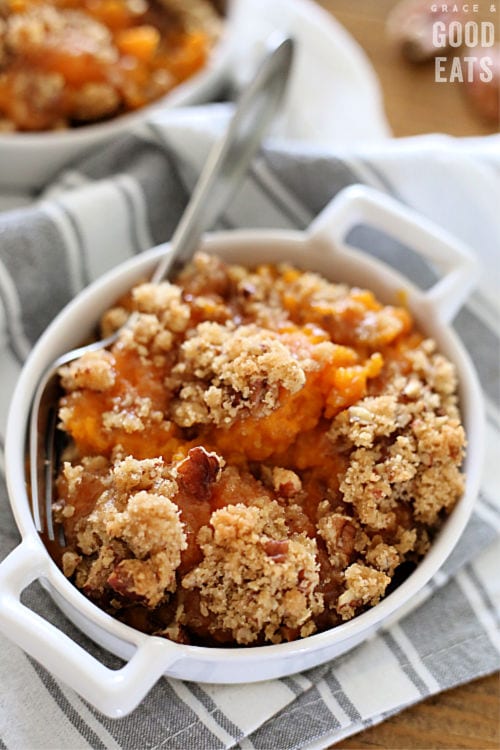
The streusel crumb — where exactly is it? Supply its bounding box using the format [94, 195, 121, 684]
[337, 563, 391, 620]
[59, 350, 116, 392]
[328, 339, 465, 530]
[168, 322, 310, 427]
[182, 502, 322, 644]
[56, 455, 186, 607]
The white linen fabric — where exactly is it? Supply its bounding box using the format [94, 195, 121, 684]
[0, 111, 499, 750]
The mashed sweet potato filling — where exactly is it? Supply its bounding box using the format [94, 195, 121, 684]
[53, 253, 465, 646]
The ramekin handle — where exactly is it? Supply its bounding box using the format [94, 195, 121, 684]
[0, 537, 171, 717]
[308, 184, 479, 323]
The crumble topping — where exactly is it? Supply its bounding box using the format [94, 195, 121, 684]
[102, 394, 164, 434]
[337, 563, 391, 620]
[365, 541, 401, 575]
[57, 455, 186, 608]
[5, 7, 115, 62]
[100, 306, 129, 339]
[59, 350, 116, 392]
[168, 322, 310, 427]
[317, 513, 360, 570]
[328, 341, 465, 528]
[61, 550, 81, 578]
[181, 502, 323, 645]
[71, 82, 121, 122]
[132, 282, 191, 333]
[53, 252, 467, 647]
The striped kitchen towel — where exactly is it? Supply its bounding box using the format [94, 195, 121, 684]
[0, 108, 499, 750]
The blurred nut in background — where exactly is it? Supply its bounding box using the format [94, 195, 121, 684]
[386, 0, 465, 62]
[464, 44, 500, 123]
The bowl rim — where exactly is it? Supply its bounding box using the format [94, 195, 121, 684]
[4, 225, 485, 665]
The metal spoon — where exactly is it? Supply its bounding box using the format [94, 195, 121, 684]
[30, 37, 294, 540]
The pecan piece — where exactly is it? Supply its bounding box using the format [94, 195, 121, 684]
[176, 447, 222, 501]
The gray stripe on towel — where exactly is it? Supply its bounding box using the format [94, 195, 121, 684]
[53, 198, 91, 287]
[480, 493, 500, 518]
[323, 672, 362, 722]
[263, 150, 361, 217]
[249, 162, 309, 230]
[191, 683, 244, 740]
[464, 563, 500, 632]
[381, 632, 429, 697]
[357, 157, 405, 201]
[100, 678, 227, 750]
[28, 658, 108, 749]
[113, 180, 145, 256]
[239, 685, 341, 750]
[346, 225, 437, 289]
[399, 577, 500, 688]
[76, 133, 189, 247]
[0, 206, 77, 342]
[441, 512, 498, 578]
[454, 306, 500, 405]
[0, 260, 27, 364]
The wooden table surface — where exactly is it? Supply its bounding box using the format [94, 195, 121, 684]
[312, 1, 499, 747]
[316, 0, 499, 137]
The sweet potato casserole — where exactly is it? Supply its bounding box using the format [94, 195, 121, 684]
[0, 0, 221, 131]
[52, 253, 466, 647]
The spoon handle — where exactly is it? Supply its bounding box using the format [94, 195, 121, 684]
[151, 36, 294, 284]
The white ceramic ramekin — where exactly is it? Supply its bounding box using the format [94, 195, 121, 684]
[0, 186, 484, 717]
